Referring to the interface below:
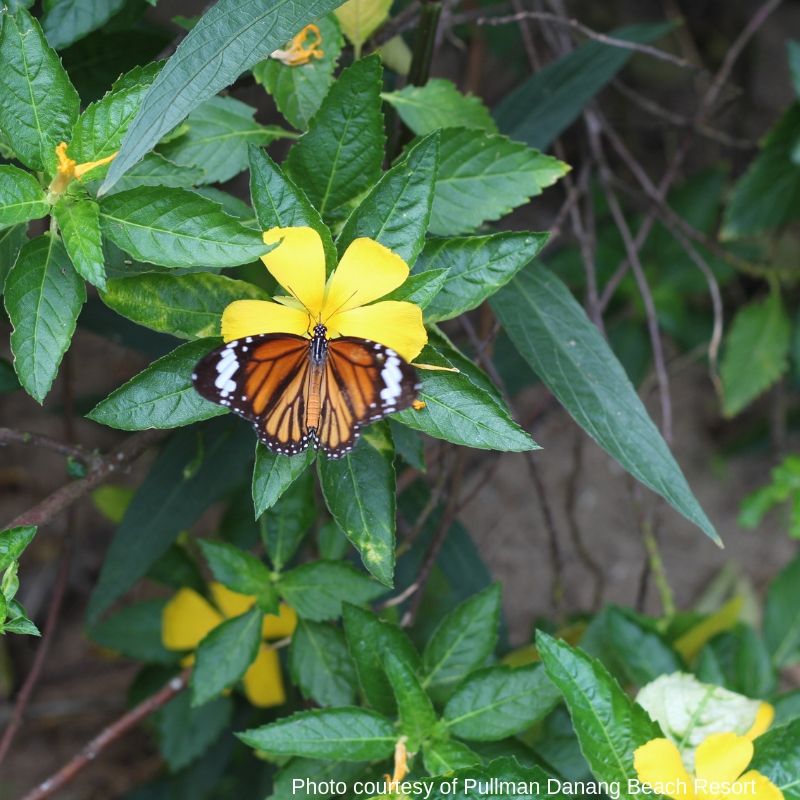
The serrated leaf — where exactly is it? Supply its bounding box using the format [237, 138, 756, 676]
[0, 526, 37, 571]
[428, 128, 569, 236]
[156, 692, 232, 772]
[89, 598, 178, 664]
[42, 0, 127, 50]
[271, 760, 368, 800]
[428, 757, 558, 800]
[342, 603, 420, 716]
[87, 420, 253, 622]
[253, 14, 343, 130]
[101, 273, 269, 340]
[289, 619, 357, 706]
[101, 0, 345, 193]
[248, 146, 337, 270]
[443, 664, 560, 742]
[53, 197, 106, 289]
[199, 540, 273, 600]
[252, 443, 316, 519]
[192, 607, 263, 706]
[334, 0, 391, 48]
[422, 584, 501, 701]
[422, 739, 481, 776]
[238, 707, 396, 760]
[383, 651, 437, 750]
[764, 552, 800, 667]
[337, 132, 439, 266]
[160, 96, 292, 185]
[415, 232, 548, 323]
[4, 235, 85, 403]
[87, 338, 226, 430]
[277, 561, 385, 621]
[537, 632, 660, 798]
[0, 165, 49, 226]
[262, 468, 316, 571]
[721, 292, 791, 417]
[491, 266, 719, 544]
[0, 225, 28, 293]
[286, 56, 385, 219]
[98, 187, 269, 268]
[106, 153, 204, 193]
[723, 104, 800, 238]
[317, 429, 396, 586]
[750, 718, 800, 800]
[383, 79, 497, 136]
[0, 7, 80, 172]
[3, 613, 41, 636]
[383, 269, 448, 309]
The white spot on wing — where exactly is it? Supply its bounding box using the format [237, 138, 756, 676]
[380, 355, 403, 405]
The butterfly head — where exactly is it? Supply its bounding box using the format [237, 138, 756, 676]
[312, 323, 327, 338]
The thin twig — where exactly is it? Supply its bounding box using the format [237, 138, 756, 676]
[18, 669, 191, 800]
[0, 428, 102, 469]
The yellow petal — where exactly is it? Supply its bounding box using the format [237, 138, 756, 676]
[162, 588, 223, 651]
[634, 738, 696, 800]
[242, 644, 286, 707]
[745, 703, 774, 740]
[210, 583, 255, 619]
[730, 771, 783, 800]
[221, 299, 309, 342]
[695, 733, 753, 785]
[263, 603, 298, 639]
[327, 301, 427, 362]
[262, 227, 326, 316]
[321, 238, 409, 319]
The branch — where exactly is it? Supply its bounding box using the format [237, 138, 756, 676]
[0, 428, 103, 470]
[18, 669, 190, 800]
[5, 429, 164, 530]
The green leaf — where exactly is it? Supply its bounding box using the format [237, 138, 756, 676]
[0, 7, 80, 171]
[492, 266, 719, 543]
[107, 153, 204, 193]
[0, 166, 49, 226]
[4, 235, 85, 403]
[192, 607, 263, 706]
[494, 23, 673, 150]
[723, 104, 800, 238]
[416, 232, 548, 323]
[101, 0, 345, 193]
[253, 14, 343, 130]
[393, 359, 537, 452]
[383, 651, 437, 750]
[98, 187, 268, 268]
[337, 132, 439, 266]
[443, 664, 560, 742]
[252, 443, 316, 519]
[0, 359, 21, 394]
[720, 292, 791, 417]
[248, 146, 337, 270]
[87, 419, 253, 622]
[750, 719, 800, 800]
[342, 603, 420, 716]
[0, 225, 28, 293]
[422, 584, 501, 701]
[271, 760, 368, 800]
[89, 598, 178, 664]
[101, 273, 268, 340]
[318, 429, 396, 586]
[156, 692, 232, 772]
[428, 757, 557, 800]
[160, 96, 292, 185]
[383, 269, 448, 309]
[286, 56, 385, 220]
[334, 0, 391, 49]
[199, 540, 274, 604]
[389, 419, 426, 471]
[42, 0, 127, 50]
[87, 338, 226, 431]
[536, 632, 660, 797]
[422, 739, 481, 776]
[53, 198, 106, 289]
[262, 468, 316, 571]
[383, 79, 497, 137]
[428, 127, 569, 236]
[764, 552, 800, 667]
[2, 612, 40, 636]
[277, 561, 385, 622]
[774, 690, 800, 726]
[237, 708, 396, 760]
[289, 619, 358, 706]
[0, 526, 37, 571]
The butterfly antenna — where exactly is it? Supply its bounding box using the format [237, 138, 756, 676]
[285, 284, 316, 335]
[322, 289, 359, 324]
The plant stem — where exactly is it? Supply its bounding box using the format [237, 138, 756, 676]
[642, 519, 675, 619]
[407, 0, 442, 87]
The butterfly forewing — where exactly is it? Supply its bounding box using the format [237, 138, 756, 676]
[192, 332, 419, 459]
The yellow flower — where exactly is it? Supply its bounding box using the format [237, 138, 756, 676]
[222, 226, 428, 362]
[634, 732, 783, 800]
[48, 142, 118, 198]
[270, 23, 324, 66]
[162, 583, 297, 708]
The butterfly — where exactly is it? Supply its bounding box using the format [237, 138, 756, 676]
[192, 324, 420, 458]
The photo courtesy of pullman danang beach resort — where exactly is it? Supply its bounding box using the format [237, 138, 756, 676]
[2, 0, 800, 798]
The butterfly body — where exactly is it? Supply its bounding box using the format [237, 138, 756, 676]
[192, 326, 419, 458]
